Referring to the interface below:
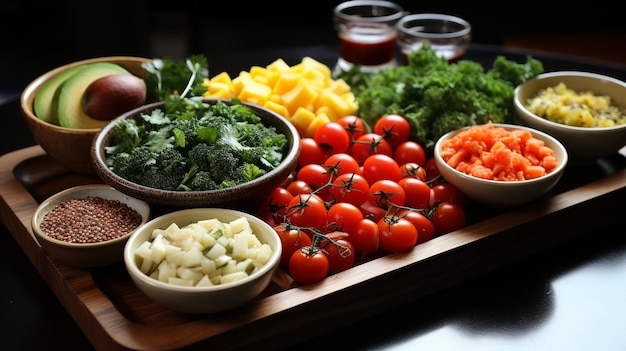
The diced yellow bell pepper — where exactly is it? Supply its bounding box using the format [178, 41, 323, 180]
[281, 82, 319, 115]
[263, 100, 290, 119]
[289, 107, 316, 137]
[266, 58, 291, 72]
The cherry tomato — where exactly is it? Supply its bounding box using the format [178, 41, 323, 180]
[260, 186, 294, 217]
[393, 141, 426, 166]
[399, 162, 427, 181]
[289, 247, 329, 285]
[430, 201, 466, 235]
[299, 137, 327, 167]
[323, 153, 361, 177]
[429, 182, 466, 207]
[368, 179, 406, 208]
[296, 163, 331, 192]
[330, 172, 370, 207]
[359, 199, 387, 222]
[374, 114, 411, 148]
[398, 209, 435, 244]
[423, 157, 441, 182]
[314, 122, 351, 154]
[287, 179, 313, 196]
[286, 193, 328, 231]
[350, 218, 380, 255]
[377, 216, 418, 253]
[362, 154, 402, 184]
[351, 133, 393, 165]
[326, 202, 364, 234]
[320, 236, 356, 274]
[275, 226, 313, 266]
[397, 177, 430, 210]
[336, 115, 368, 141]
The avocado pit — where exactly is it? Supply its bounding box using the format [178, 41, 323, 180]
[82, 74, 147, 121]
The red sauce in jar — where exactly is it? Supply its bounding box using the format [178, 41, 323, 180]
[339, 33, 396, 66]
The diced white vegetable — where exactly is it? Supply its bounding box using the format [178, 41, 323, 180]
[196, 275, 213, 287]
[220, 271, 248, 284]
[181, 246, 203, 267]
[256, 244, 272, 265]
[177, 267, 203, 284]
[133, 215, 273, 287]
[205, 242, 227, 260]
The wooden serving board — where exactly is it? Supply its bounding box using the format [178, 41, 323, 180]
[1, 145, 625, 350]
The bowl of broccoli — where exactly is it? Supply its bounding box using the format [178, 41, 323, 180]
[91, 98, 300, 210]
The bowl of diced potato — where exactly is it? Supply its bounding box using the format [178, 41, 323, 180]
[514, 71, 626, 164]
[123, 208, 282, 314]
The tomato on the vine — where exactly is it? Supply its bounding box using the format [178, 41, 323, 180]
[286, 193, 328, 231]
[326, 202, 363, 234]
[430, 201, 466, 235]
[398, 209, 435, 244]
[393, 140, 426, 166]
[320, 234, 356, 274]
[429, 182, 466, 207]
[336, 115, 368, 141]
[314, 122, 351, 154]
[289, 247, 329, 285]
[368, 179, 406, 208]
[377, 216, 418, 253]
[350, 218, 380, 255]
[275, 226, 313, 266]
[351, 132, 393, 165]
[397, 177, 430, 210]
[299, 137, 327, 167]
[374, 114, 411, 148]
[323, 153, 361, 177]
[330, 172, 370, 207]
[296, 163, 331, 192]
[399, 162, 427, 181]
[362, 153, 402, 184]
[260, 186, 293, 217]
[287, 179, 313, 196]
[423, 157, 441, 182]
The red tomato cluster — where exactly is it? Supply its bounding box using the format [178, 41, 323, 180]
[257, 114, 467, 285]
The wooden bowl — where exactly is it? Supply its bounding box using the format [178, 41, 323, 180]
[91, 99, 301, 210]
[31, 184, 151, 267]
[20, 56, 151, 174]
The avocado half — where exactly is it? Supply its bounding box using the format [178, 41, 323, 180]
[54, 62, 132, 129]
[33, 65, 84, 124]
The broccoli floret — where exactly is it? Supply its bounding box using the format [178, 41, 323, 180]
[140, 165, 185, 190]
[107, 146, 154, 182]
[189, 170, 218, 191]
[208, 148, 239, 184]
[187, 143, 212, 171]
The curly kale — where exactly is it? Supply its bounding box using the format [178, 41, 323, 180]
[336, 42, 544, 156]
[105, 98, 288, 192]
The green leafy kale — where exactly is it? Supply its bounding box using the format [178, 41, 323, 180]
[335, 42, 544, 155]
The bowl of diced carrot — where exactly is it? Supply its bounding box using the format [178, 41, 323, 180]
[433, 122, 568, 207]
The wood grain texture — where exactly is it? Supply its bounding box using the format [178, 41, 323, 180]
[1, 145, 625, 350]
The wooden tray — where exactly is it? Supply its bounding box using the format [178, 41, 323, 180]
[1, 145, 625, 350]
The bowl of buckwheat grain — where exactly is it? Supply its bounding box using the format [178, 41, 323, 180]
[31, 184, 151, 267]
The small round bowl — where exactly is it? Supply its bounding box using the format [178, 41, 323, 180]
[91, 99, 300, 210]
[514, 71, 626, 165]
[434, 123, 568, 208]
[31, 184, 151, 267]
[124, 208, 282, 314]
[20, 56, 151, 174]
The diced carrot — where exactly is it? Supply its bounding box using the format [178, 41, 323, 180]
[439, 122, 559, 182]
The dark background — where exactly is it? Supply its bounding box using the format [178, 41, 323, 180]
[3, 0, 625, 93]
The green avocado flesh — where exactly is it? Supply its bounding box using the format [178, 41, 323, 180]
[33, 65, 84, 124]
[54, 62, 132, 129]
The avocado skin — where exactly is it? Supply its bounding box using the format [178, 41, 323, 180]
[55, 62, 131, 129]
[33, 65, 84, 124]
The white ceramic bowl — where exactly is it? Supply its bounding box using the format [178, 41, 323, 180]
[434, 123, 568, 208]
[31, 184, 151, 267]
[514, 71, 626, 164]
[123, 208, 282, 314]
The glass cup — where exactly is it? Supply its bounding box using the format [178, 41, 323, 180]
[333, 0, 406, 73]
[397, 13, 472, 64]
